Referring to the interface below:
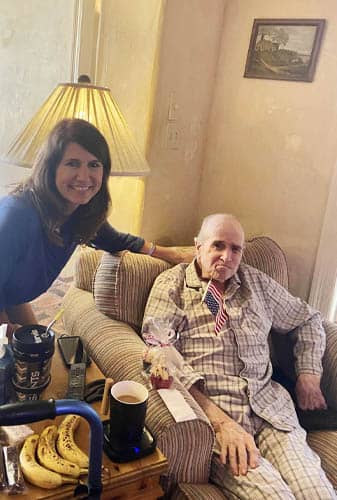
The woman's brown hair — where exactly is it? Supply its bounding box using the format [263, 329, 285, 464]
[14, 118, 111, 245]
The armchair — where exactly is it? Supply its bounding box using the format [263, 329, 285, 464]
[62, 237, 337, 498]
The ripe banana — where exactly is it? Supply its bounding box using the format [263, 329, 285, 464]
[37, 425, 88, 478]
[20, 434, 78, 489]
[56, 415, 89, 468]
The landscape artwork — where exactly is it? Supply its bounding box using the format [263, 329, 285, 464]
[244, 19, 325, 82]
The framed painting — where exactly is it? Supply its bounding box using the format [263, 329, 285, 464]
[244, 19, 325, 82]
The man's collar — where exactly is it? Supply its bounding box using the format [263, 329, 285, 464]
[185, 259, 204, 289]
[185, 258, 242, 292]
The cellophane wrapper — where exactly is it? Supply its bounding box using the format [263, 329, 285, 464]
[142, 318, 185, 389]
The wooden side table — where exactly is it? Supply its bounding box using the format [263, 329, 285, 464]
[4, 336, 167, 500]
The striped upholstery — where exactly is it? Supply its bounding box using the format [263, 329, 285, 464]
[321, 320, 337, 411]
[171, 482, 227, 500]
[311, 325, 337, 490]
[307, 431, 337, 488]
[62, 285, 215, 496]
[74, 247, 102, 292]
[62, 237, 337, 496]
[93, 251, 171, 331]
[243, 236, 289, 288]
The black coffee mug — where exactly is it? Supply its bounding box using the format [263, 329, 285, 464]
[109, 380, 148, 445]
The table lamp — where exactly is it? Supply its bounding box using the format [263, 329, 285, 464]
[2, 75, 150, 176]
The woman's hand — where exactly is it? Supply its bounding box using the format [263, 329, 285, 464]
[0, 319, 18, 342]
[4, 323, 19, 342]
[141, 242, 195, 264]
[1, 305, 34, 342]
[156, 245, 195, 264]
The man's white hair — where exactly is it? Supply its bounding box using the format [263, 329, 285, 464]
[196, 213, 244, 243]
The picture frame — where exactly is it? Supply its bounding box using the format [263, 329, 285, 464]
[244, 19, 325, 82]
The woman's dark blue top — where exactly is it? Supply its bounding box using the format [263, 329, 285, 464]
[0, 194, 145, 311]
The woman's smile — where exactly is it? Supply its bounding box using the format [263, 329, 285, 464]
[55, 142, 103, 213]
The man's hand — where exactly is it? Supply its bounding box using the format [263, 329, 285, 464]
[295, 373, 327, 410]
[217, 420, 260, 476]
[189, 384, 259, 476]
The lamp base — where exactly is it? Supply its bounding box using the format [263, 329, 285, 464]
[102, 421, 156, 463]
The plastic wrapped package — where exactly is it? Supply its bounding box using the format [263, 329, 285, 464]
[142, 318, 185, 390]
[2, 445, 25, 494]
[0, 445, 6, 490]
[0, 425, 34, 447]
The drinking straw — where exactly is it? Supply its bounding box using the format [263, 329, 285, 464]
[46, 308, 65, 334]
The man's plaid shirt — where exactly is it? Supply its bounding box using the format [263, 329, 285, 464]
[142, 261, 326, 434]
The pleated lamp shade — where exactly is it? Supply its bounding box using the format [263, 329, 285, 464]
[3, 81, 150, 176]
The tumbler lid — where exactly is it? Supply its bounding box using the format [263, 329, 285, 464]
[13, 324, 55, 354]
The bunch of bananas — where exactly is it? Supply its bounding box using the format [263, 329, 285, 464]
[19, 414, 89, 489]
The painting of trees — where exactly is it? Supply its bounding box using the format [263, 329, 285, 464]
[244, 19, 325, 82]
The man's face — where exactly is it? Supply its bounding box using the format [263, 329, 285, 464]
[195, 220, 244, 283]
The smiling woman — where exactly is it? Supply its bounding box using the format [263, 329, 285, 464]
[0, 118, 194, 334]
[55, 142, 104, 214]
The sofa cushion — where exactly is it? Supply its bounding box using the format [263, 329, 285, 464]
[243, 236, 289, 289]
[74, 247, 103, 292]
[307, 430, 337, 490]
[171, 482, 227, 499]
[93, 251, 171, 331]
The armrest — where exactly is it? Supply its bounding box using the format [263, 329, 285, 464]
[321, 320, 337, 410]
[62, 288, 215, 495]
[74, 247, 103, 292]
[271, 322, 337, 410]
[62, 286, 145, 375]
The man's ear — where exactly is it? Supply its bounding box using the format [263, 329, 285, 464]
[194, 237, 201, 252]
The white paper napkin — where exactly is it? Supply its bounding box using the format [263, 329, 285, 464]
[158, 388, 198, 422]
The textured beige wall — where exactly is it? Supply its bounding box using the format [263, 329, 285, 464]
[94, 0, 163, 234]
[198, 1, 337, 298]
[141, 0, 225, 245]
[0, 0, 76, 195]
[2, 0, 337, 298]
[96, 0, 163, 152]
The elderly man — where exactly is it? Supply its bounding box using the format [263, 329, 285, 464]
[142, 214, 336, 499]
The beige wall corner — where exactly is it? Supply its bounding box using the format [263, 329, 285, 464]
[141, 0, 225, 245]
[198, 0, 337, 298]
[309, 158, 337, 319]
[94, 0, 164, 233]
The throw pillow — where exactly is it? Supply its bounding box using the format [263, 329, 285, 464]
[93, 251, 171, 331]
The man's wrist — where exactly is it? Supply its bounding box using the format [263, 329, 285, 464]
[212, 419, 227, 432]
[297, 371, 322, 379]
